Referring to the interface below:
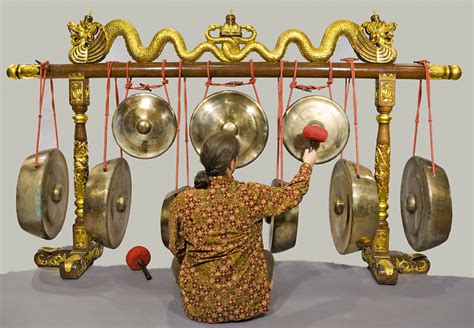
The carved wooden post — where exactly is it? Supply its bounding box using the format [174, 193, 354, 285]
[58, 73, 103, 279]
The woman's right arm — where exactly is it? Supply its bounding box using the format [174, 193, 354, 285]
[247, 162, 313, 220]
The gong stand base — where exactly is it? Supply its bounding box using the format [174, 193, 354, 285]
[361, 244, 430, 285]
[34, 242, 103, 279]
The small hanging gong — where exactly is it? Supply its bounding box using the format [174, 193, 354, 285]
[84, 158, 132, 249]
[16, 148, 69, 239]
[283, 95, 350, 164]
[160, 186, 189, 249]
[190, 91, 269, 168]
[112, 93, 177, 159]
[400, 156, 452, 251]
[329, 159, 379, 254]
[267, 179, 300, 253]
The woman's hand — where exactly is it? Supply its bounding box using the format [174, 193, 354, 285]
[303, 148, 318, 166]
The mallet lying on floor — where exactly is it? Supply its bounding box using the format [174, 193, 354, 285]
[126, 246, 152, 280]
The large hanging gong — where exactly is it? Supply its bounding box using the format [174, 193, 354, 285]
[160, 186, 189, 249]
[329, 159, 379, 254]
[112, 93, 177, 159]
[84, 158, 132, 249]
[400, 156, 452, 251]
[283, 95, 350, 164]
[267, 179, 300, 253]
[16, 148, 69, 239]
[190, 91, 269, 168]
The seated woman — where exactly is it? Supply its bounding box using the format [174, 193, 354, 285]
[169, 131, 316, 323]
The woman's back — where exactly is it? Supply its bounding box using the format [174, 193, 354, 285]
[169, 163, 312, 323]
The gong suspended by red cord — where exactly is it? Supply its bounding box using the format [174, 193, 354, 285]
[16, 61, 69, 240]
[84, 61, 132, 250]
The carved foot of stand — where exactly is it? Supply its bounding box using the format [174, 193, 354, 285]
[34, 246, 72, 267]
[60, 243, 103, 279]
[34, 243, 103, 279]
[360, 242, 430, 285]
[389, 251, 430, 274]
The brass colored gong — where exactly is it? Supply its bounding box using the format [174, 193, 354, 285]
[190, 91, 269, 168]
[161, 186, 189, 249]
[267, 179, 300, 253]
[283, 95, 350, 164]
[400, 156, 452, 251]
[329, 159, 379, 254]
[84, 158, 132, 249]
[16, 148, 69, 239]
[112, 93, 177, 159]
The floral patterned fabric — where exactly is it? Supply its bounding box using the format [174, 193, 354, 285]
[169, 163, 313, 323]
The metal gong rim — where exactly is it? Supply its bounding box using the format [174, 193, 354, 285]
[329, 159, 379, 254]
[268, 179, 299, 253]
[16, 148, 69, 240]
[400, 156, 452, 252]
[160, 186, 189, 249]
[189, 90, 269, 168]
[112, 92, 177, 159]
[283, 95, 350, 164]
[84, 158, 132, 249]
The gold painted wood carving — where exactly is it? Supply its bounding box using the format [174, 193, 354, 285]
[67, 11, 397, 64]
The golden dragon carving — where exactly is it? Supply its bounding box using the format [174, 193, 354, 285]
[68, 11, 397, 64]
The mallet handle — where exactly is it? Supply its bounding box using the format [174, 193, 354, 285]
[138, 259, 152, 280]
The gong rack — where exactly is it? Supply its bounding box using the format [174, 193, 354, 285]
[6, 11, 461, 284]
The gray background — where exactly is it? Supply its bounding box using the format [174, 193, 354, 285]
[1, 0, 472, 277]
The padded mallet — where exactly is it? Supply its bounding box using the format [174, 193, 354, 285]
[303, 125, 328, 151]
[126, 246, 152, 280]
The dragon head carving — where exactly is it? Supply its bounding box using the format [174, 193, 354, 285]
[362, 12, 397, 48]
[67, 12, 108, 63]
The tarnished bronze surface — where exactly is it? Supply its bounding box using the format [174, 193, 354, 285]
[16, 148, 69, 240]
[400, 156, 452, 251]
[329, 159, 379, 254]
[268, 179, 299, 253]
[283, 96, 349, 164]
[190, 91, 268, 168]
[112, 93, 177, 159]
[161, 186, 189, 249]
[84, 158, 132, 249]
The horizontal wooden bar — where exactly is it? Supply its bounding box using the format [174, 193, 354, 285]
[6, 62, 462, 80]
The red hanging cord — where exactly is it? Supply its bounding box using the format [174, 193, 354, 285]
[342, 58, 361, 177]
[124, 60, 171, 104]
[286, 60, 334, 107]
[102, 61, 116, 171]
[49, 78, 59, 149]
[413, 59, 436, 175]
[183, 77, 190, 186]
[34, 61, 59, 167]
[175, 61, 183, 192]
[203, 60, 262, 104]
[276, 60, 285, 186]
[340, 77, 351, 159]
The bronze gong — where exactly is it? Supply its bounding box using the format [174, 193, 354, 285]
[112, 92, 177, 159]
[329, 159, 379, 254]
[189, 91, 269, 168]
[16, 148, 69, 239]
[400, 156, 452, 251]
[160, 186, 189, 249]
[267, 179, 300, 253]
[283, 95, 349, 164]
[84, 158, 132, 249]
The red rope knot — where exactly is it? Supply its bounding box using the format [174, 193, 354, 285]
[227, 81, 244, 87]
[125, 81, 133, 89]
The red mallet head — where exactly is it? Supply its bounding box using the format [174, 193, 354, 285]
[303, 125, 328, 142]
[303, 125, 328, 152]
[126, 246, 152, 280]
